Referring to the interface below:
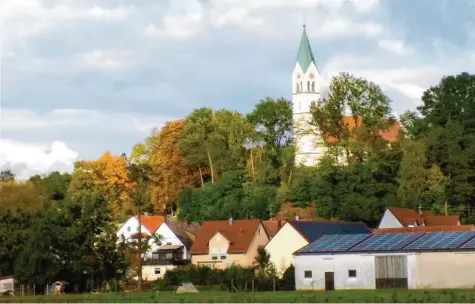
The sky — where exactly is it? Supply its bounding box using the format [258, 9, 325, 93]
[1, 0, 475, 179]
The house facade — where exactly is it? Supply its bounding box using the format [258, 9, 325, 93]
[294, 231, 475, 290]
[116, 215, 165, 240]
[0, 276, 15, 294]
[265, 221, 371, 275]
[142, 221, 200, 280]
[190, 219, 269, 269]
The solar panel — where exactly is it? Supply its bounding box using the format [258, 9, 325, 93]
[460, 235, 475, 249]
[404, 231, 475, 250]
[298, 233, 370, 253]
[350, 233, 424, 251]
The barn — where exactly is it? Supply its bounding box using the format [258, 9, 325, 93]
[294, 231, 475, 290]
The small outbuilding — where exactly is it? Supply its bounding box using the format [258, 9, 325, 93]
[0, 275, 15, 295]
[294, 231, 475, 290]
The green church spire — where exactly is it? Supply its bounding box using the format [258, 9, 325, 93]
[296, 25, 316, 73]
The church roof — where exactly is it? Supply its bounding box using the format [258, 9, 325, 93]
[296, 26, 316, 73]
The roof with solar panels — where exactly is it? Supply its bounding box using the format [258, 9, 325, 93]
[295, 231, 475, 255]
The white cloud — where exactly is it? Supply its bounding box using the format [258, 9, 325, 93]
[0, 139, 79, 180]
[311, 18, 382, 39]
[80, 50, 131, 71]
[378, 39, 414, 55]
[0, 0, 133, 50]
[1, 108, 177, 136]
[144, 0, 206, 41]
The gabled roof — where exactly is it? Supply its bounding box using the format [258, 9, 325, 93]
[296, 26, 317, 73]
[289, 220, 371, 243]
[136, 215, 165, 234]
[386, 207, 459, 227]
[190, 219, 265, 254]
[163, 221, 201, 248]
[262, 220, 287, 238]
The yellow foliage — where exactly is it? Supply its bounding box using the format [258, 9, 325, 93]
[69, 151, 133, 218]
[0, 180, 52, 212]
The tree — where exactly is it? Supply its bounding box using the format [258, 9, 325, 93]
[0, 170, 15, 182]
[149, 119, 203, 212]
[309, 73, 395, 164]
[69, 151, 133, 218]
[397, 140, 427, 208]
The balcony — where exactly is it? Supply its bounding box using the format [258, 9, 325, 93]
[143, 245, 190, 266]
[142, 258, 190, 266]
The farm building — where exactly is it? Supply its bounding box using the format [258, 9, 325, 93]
[294, 231, 475, 290]
[265, 220, 370, 275]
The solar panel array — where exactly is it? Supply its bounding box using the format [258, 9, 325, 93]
[404, 231, 475, 250]
[298, 233, 370, 253]
[460, 236, 475, 249]
[350, 233, 424, 251]
[297, 231, 475, 254]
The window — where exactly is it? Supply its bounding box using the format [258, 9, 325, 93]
[166, 241, 172, 245]
[296, 82, 300, 93]
[211, 248, 218, 260]
[127, 226, 131, 232]
[165, 252, 173, 259]
[307, 81, 310, 91]
[220, 248, 227, 260]
[348, 270, 357, 278]
[312, 81, 315, 92]
[304, 270, 312, 278]
[154, 268, 161, 275]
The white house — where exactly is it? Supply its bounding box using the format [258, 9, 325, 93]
[294, 231, 475, 290]
[116, 215, 165, 240]
[142, 221, 201, 281]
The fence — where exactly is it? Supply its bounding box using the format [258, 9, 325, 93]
[6, 282, 122, 296]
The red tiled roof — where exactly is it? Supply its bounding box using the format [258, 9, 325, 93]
[136, 215, 165, 234]
[373, 225, 475, 234]
[190, 219, 264, 254]
[324, 116, 401, 144]
[424, 215, 460, 226]
[262, 220, 286, 238]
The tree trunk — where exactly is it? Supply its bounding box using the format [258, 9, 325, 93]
[137, 209, 142, 292]
[198, 166, 204, 187]
[207, 150, 215, 183]
[250, 150, 256, 182]
[287, 169, 293, 185]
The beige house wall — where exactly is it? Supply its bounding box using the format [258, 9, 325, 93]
[142, 265, 176, 281]
[191, 223, 269, 269]
[410, 252, 475, 289]
[265, 223, 308, 275]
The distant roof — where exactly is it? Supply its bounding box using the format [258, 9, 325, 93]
[373, 225, 475, 234]
[386, 207, 459, 227]
[262, 220, 287, 238]
[164, 221, 201, 248]
[136, 215, 165, 234]
[289, 220, 371, 243]
[190, 219, 264, 254]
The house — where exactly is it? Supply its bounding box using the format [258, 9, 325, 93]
[378, 207, 460, 229]
[0, 275, 15, 295]
[265, 220, 371, 275]
[190, 219, 269, 269]
[142, 221, 201, 280]
[294, 231, 475, 290]
[116, 214, 166, 240]
[262, 219, 287, 239]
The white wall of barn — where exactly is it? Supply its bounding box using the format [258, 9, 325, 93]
[295, 254, 376, 290]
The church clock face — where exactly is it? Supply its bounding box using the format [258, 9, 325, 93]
[296, 73, 301, 79]
[309, 73, 315, 79]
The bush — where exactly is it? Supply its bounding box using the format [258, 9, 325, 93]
[279, 265, 295, 290]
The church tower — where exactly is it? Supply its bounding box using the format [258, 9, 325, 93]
[292, 25, 325, 166]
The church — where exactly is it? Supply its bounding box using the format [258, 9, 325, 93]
[291, 25, 400, 167]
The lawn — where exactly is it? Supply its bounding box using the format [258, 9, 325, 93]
[2, 289, 475, 303]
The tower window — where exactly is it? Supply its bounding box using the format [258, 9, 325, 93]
[296, 82, 300, 93]
[312, 82, 315, 92]
[307, 81, 310, 91]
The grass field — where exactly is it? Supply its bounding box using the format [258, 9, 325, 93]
[2, 289, 475, 303]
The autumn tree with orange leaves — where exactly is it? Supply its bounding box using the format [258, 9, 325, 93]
[69, 151, 133, 218]
[148, 119, 201, 213]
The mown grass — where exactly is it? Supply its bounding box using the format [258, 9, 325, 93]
[3, 289, 475, 303]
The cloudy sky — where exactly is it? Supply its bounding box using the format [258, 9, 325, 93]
[1, 0, 475, 179]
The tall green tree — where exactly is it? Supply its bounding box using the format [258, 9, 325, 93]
[397, 140, 427, 208]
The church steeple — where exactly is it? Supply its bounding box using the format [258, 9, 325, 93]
[296, 25, 316, 73]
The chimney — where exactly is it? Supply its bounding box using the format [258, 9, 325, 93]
[295, 215, 300, 221]
[229, 218, 233, 225]
[418, 204, 423, 215]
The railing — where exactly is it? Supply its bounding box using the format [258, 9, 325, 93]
[142, 258, 190, 266]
